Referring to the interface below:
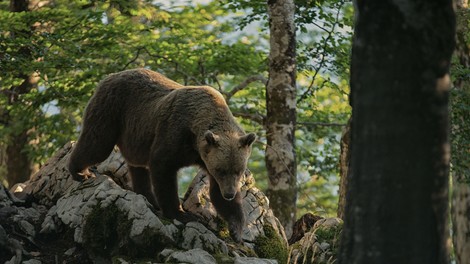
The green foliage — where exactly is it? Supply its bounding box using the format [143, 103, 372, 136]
[254, 225, 289, 264]
[221, 0, 353, 217]
[451, 7, 470, 182]
[451, 82, 470, 181]
[1, 0, 353, 218]
[0, 0, 265, 165]
[1, 0, 155, 164]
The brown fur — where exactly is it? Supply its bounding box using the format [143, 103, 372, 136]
[68, 68, 256, 242]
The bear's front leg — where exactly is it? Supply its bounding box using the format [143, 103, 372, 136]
[209, 176, 245, 243]
[150, 158, 199, 223]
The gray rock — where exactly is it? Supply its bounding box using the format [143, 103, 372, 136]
[18, 220, 36, 237]
[0, 224, 7, 248]
[54, 175, 178, 246]
[4, 143, 289, 263]
[95, 147, 132, 190]
[40, 205, 61, 234]
[0, 184, 13, 207]
[234, 257, 278, 264]
[64, 247, 76, 256]
[181, 221, 228, 254]
[182, 171, 287, 248]
[12, 207, 41, 224]
[22, 259, 42, 264]
[159, 248, 216, 264]
[12, 142, 82, 207]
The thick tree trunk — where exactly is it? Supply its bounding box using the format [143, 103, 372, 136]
[265, 0, 297, 238]
[451, 1, 470, 263]
[5, 131, 31, 186]
[338, 1, 455, 264]
[337, 118, 350, 219]
[2, 0, 34, 186]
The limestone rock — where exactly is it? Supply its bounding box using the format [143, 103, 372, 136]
[181, 222, 228, 254]
[159, 248, 217, 264]
[182, 170, 288, 248]
[1, 142, 284, 263]
[234, 257, 279, 264]
[53, 174, 178, 248]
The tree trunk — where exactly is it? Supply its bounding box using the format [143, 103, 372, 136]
[265, 0, 297, 238]
[338, 1, 455, 263]
[5, 131, 31, 186]
[2, 0, 34, 186]
[451, 1, 470, 263]
[337, 118, 350, 219]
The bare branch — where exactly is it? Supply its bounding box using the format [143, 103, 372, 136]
[225, 75, 267, 100]
[120, 47, 144, 71]
[297, 0, 345, 103]
[232, 111, 266, 126]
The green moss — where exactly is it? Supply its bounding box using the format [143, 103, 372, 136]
[82, 203, 170, 259]
[213, 216, 231, 240]
[314, 223, 342, 257]
[254, 225, 288, 264]
[213, 253, 234, 264]
[159, 216, 173, 226]
[83, 203, 131, 257]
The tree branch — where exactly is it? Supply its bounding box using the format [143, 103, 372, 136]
[297, 0, 345, 103]
[232, 111, 266, 126]
[120, 47, 144, 71]
[225, 75, 267, 100]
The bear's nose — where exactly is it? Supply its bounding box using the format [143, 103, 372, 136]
[223, 192, 236, 201]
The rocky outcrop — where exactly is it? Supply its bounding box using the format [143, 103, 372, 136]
[1, 142, 287, 263]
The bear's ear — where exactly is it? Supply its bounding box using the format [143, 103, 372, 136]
[204, 130, 219, 146]
[240, 133, 256, 147]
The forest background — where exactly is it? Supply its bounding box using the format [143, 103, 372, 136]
[5, 0, 470, 242]
[3, 0, 470, 262]
[0, 0, 353, 220]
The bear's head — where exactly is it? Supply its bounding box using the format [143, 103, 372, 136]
[200, 130, 256, 201]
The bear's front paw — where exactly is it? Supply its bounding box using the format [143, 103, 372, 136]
[175, 211, 203, 224]
[71, 168, 95, 182]
[229, 221, 243, 243]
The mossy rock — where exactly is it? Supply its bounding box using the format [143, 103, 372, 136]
[254, 224, 288, 264]
[82, 203, 168, 258]
[314, 223, 342, 256]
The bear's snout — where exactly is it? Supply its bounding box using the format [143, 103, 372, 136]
[222, 192, 236, 201]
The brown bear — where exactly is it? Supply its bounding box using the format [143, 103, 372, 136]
[68, 68, 256, 243]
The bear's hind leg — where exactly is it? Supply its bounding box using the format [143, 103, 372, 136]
[209, 176, 245, 243]
[129, 166, 159, 209]
[68, 121, 118, 181]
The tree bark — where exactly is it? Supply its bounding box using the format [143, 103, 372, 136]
[338, 1, 455, 264]
[265, 0, 297, 238]
[337, 118, 350, 219]
[451, 1, 470, 263]
[5, 130, 31, 186]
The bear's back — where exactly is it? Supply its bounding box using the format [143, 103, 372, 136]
[97, 68, 182, 97]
